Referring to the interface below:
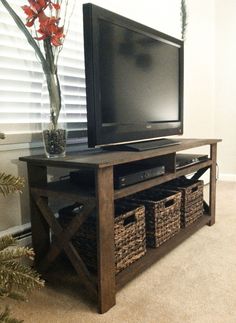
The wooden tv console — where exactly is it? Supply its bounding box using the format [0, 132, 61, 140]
[20, 138, 221, 313]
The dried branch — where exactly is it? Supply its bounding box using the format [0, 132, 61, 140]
[181, 0, 187, 41]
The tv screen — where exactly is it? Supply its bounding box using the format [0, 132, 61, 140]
[83, 4, 184, 148]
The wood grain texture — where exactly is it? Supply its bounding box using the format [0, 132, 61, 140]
[27, 164, 50, 267]
[209, 143, 217, 226]
[96, 166, 116, 313]
[31, 180, 96, 203]
[20, 138, 221, 314]
[20, 139, 221, 169]
[32, 194, 97, 298]
[115, 160, 212, 200]
[33, 199, 95, 273]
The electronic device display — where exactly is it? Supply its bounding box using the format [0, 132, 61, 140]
[83, 3, 184, 149]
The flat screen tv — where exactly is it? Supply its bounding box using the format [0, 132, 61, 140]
[83, 3, 184, 150]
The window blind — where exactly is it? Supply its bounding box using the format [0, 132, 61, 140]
[0, 1, 87, 140]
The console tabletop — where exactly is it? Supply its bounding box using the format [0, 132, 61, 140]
[20, 138, 221, 168]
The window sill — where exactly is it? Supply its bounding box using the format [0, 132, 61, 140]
[0, 132, 87, 151]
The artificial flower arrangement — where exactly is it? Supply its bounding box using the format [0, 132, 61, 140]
[1, 0, 68, 157]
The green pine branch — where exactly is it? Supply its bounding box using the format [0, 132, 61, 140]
[0, 236, 15, 252]
[0, 247, 34, 263]
[0, 173, 25, 197]
[0, 261, 44, 300]
[0, 236, 44, 301]
[0, 306, 23, 323]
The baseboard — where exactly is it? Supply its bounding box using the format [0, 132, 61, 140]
[0, 223, 32, 247]
[219, 173, 236, 182]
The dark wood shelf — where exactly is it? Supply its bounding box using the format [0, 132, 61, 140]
[30, 159, 212, 202]
[116, 214, 211, 290]
[114, 160, 212, 199]
[31, 180, 96, 203]
[175, 160, 212, 177]
[20, 138, 220, 313]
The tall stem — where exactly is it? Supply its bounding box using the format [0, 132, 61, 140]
[43, 39, 61, 129]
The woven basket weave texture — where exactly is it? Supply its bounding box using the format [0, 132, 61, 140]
[129, 189, 181, 248]
[163, 178, 204, 227]
[59, 202, 146, 274]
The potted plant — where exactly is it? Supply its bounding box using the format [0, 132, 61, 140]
[0, 235, 45, 322]
[0, 0, 68, 158]
[0, 134, 44, 322]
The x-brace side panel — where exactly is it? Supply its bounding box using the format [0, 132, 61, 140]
[31, 190, 97, 299]
[190, 166, 210, 213]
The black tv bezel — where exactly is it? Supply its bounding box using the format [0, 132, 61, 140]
[83, 3, 184, 148]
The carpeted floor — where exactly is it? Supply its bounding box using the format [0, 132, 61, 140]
[2, 181, 236, 323]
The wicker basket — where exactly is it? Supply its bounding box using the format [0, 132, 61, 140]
[58, 201, 146, 274]
[163, 178, 204, 227]
[129, 189, 181, 248]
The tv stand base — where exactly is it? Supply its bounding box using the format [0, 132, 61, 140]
[19, 138, 221, 314]
[103, 138, 181, 152]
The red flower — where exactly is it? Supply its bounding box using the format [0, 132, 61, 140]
[21, 1, 63, 46]
[52, 3, 60, 10]
[36, 16, 64, 46]
[21, 5, 38, 27]
[27, 0, 60, 12]
[22, 1, 46, 27]
[28, 0, 47, 12]
[51, 28, 64, 46]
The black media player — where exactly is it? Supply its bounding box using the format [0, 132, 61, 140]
[70, 160, 165, 189]
[176, 153, 209, 169]
[114, 162, 165, 189]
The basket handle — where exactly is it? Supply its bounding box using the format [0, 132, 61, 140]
[191, 186, 198, 193]
[123, 214, 136, 227]
[165, 199, 175, 208]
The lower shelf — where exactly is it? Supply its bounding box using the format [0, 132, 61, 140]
[116, 214, 211, 290]
[42, 214, 211, 301]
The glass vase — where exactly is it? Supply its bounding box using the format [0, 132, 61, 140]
[41, 74, 67, 158]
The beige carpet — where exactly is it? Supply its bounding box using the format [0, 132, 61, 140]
[2, 181, 236, 323]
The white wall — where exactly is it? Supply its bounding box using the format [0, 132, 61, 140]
[0, 145, 42, 232]
[215, 0, 236, 180]
[80, 0, 181, 38]
[183, 0, 215, 139]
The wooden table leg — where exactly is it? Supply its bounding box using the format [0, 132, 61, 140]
[209, 143, 217, 226]
[96, 166, 116, 313]
[27, 164, 50, 267]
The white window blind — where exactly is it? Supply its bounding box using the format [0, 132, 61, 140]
[0, 0, 87, 141]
